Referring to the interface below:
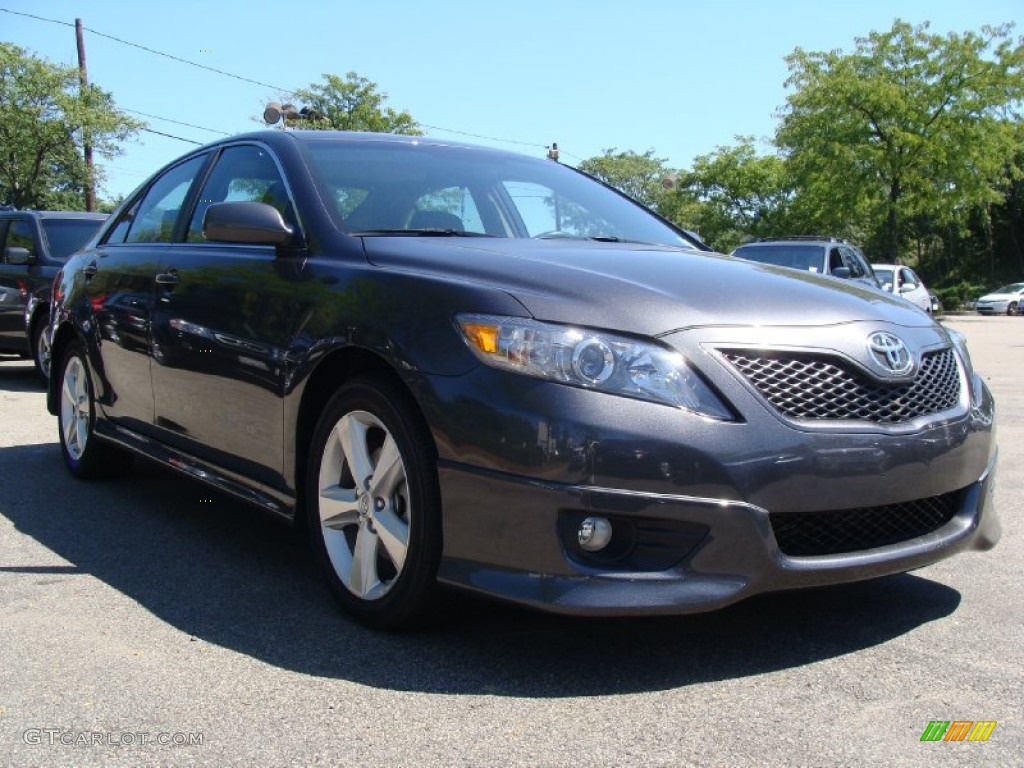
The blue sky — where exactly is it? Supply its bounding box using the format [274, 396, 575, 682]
[2, 0, 1021, 201]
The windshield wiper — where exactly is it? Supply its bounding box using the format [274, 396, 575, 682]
[352, 228, 497, 237]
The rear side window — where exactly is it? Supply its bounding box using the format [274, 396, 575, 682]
[121, 155, 208, 244]
[41, 219, 105, 260]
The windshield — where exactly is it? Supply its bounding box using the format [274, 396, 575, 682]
[993, 283, 1024, 294]
[731, 243, 826, 272]
[299, 140, 695, 248]
[42, 219, 105, 260]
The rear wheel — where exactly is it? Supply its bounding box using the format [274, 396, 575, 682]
[31, 318, 51, 383]
[306, 376, 442, 630]
[57, 341, 131, 479]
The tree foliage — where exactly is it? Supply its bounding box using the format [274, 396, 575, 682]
[576, 148, 673, 210]
[776, 20, 1024, 260]
[0, 43, 143, 209]
[672, 138, 796, 252]
[287, 72, 421, 134]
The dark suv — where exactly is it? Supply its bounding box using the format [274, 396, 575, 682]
[0, 209, 108, 380]
[731, 237, 881, 291]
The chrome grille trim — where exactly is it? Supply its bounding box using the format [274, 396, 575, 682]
[721, 348, 961, 423]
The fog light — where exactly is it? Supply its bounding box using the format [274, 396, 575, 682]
[577, 516, 613, 551]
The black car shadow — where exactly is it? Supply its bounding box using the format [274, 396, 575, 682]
[0, 442, 962, 698]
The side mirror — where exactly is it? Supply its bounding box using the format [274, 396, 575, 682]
[899, 282, 917, 293]
[831, 266, 851, 279]
[203, 201, 294, 246]
[4, 246, 32, 265]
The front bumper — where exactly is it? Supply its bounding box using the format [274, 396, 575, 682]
[435, 451, 998, 615]
[423, 334, 999, 615]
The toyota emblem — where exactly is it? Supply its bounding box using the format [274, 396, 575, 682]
[867, 332, 914, 375]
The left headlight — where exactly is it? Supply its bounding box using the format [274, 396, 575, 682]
[455, 314, 733, 419]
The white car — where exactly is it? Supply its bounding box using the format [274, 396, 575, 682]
[872, 263, 932, 314]
[974, 282, 1024, 315]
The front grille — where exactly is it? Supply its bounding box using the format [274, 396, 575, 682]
[770, 491, 961, 556]
[722, 348, 961, 423]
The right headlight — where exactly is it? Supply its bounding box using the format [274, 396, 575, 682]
[455, 314, 733, 419]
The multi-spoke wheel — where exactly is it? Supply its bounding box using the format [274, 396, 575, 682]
[307, 376, 441, 629]
[32, 319, 51, 384]
[57, 341, 130, 479]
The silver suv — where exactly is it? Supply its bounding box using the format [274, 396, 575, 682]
[731, 237, 882, 291]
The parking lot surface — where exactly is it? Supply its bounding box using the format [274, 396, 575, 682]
[1, 316, 1020, 767]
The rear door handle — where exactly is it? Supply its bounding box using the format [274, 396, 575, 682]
[155, 269, 180, 285]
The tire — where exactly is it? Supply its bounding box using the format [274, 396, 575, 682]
[1007, 302, 1018, 316]
[306, 375, 442, 630]
[57, 341, 132, 479]
[31, 318, 51, 384]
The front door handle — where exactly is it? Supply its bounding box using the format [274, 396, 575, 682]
[82, 262, 98, 278]
[155, 269, 180, 285]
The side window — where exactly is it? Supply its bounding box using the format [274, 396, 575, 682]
[900, 268, 917, 288]
[187, 145, 292, 242]
[409, 186, 484, 233]
[840, 246, 867, 278]
[105, 198, 142, 245]
[827, 247, 845, 273]
[125, 154, 208, 244]
[3, 220, 37, 263]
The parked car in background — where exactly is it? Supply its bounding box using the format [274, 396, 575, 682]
[871, 263, 932, 314]
[47, 131, 998, 629]
[0, 209, 108, 380]
[974, 283, 1024, 315]
[730, 237, 882, 291]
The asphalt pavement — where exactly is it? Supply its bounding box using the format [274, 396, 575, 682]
[0, 315, 1020, 767]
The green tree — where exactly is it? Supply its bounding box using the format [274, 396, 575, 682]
[576, 148, 673, 210]
[0, 43, 143, 209]
[671, 138, 795, 252]
[284, 72, 421, 134]
[776, 20, 1024, 261]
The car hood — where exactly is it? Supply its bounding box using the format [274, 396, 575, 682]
[362, 238, 932, 336]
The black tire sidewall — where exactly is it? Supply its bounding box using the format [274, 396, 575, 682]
[306, 376, 441, 629]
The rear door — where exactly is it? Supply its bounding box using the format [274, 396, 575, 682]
[84, 153, 210, 432]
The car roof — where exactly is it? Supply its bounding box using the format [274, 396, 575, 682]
[0, 210, 109, 221]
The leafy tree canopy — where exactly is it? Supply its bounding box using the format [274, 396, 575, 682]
[0, 42, 143, 209]
[674, 137, 795, 252]
[776, 19, 1024, 259]
[576, 148, 673, 210]
[285, 72, 421, 135]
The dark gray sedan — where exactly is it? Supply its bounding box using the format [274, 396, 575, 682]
[47, 131, 999, 628]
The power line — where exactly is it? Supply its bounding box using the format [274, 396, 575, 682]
[2, 6, 583, 159]
[0, 7, 293, 93]
[122, 108, 232, 136]
[141, 128, 202, 145]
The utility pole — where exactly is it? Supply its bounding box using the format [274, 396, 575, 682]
[75, 18, 96, 212]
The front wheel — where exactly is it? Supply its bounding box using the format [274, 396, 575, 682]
[1007, 301, 1018, 316]
[57, 341, 131, 479]
[306, 376, 442, 630]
